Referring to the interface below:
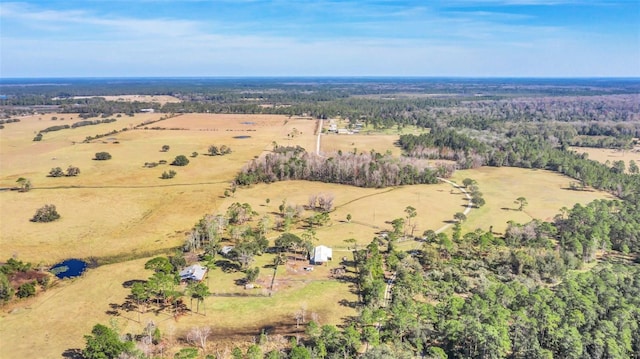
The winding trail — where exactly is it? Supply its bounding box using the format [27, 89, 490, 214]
[434, 177, 474, 234]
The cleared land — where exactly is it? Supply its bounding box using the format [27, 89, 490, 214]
[569, 146, 640, 173]
[450, 167, 614, 235]
[0, 254, 358, 358]
[0, 113, 315, 263]
[0, 113, 618, 358]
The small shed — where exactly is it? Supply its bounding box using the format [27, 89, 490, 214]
[312, 245, 333, 264]
[179, 264, 207, 282]
[220, 246, 235, 256]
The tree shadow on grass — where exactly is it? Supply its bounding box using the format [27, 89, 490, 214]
[106, 303, 121, 316]
[215, 259, 241, 273]
[122, 279, 146, 288]
[62, 348, 83, 359]
[339, 299, 359, 308]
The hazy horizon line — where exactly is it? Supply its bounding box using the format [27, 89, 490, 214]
[2, 76, 639, 81]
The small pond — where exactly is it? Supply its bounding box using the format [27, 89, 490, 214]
[233, 135, 252, 139]
[51, 259, 88, 279]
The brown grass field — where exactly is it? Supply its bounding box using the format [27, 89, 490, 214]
[449, 167, 614, 236]
[569, 146, 640, 173]
[0, 112, 618, 358]
[0, 113, 316, 263]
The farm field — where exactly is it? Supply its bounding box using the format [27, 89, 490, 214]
[0, 111, 621, 358]
[0, 113, 315, 263]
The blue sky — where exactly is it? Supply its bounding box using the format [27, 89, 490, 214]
[1, 0, 638, 77]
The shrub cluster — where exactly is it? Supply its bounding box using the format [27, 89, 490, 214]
[0, 118, 20, 125]
[94, 152, 112, 160]
[40, 124, 70, 133]
[70, 118, 116, 128]
[31, 204, 60, 223]
[208, 145, 232, 156]
[48, 166, 79, 177]
[161, 170, 176, 179]
[171, 155, 189, 166]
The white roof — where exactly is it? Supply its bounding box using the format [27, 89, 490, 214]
[220, 246, 234, 255]
[312, 245, 333, 263]
[179, 264, 207, 281]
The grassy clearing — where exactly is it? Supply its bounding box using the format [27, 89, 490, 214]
[321, 134, 403, 156]
[0, 257, 153, 358]
[569, 146, 640, 173]
[450, 167, 614, 235]
[223, 180, 459, 249]
[0, 253, 357, 358]
[68, 95, 182, 104]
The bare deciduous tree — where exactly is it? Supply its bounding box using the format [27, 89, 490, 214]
[187, 326, 211, 353]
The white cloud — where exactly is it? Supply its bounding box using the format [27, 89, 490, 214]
[1, 1, 637, 77]
[0, 2, 202, 38]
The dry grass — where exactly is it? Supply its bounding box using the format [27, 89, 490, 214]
[0, 113, 316, 263]
[0, 258, 153, 358]
[569, 146, 640, 173]
[0, 253, 356, 358]
[450, 167, 614, 235]
[320, 133, 403, 156]
[222, 180, 460, 249]
[0, 115, 619, 358]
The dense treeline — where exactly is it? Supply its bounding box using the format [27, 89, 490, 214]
[70, 118, 116, 128]
[4, 79, 639, 153]
[3, 77, 638, 100]
[236, 146, 453, 188]
[380, 263, 640, 359]
[554, 199, 640, 256]
[398, 130, 640, 201]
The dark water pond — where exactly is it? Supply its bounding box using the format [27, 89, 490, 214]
[233, 135, 251, 139]
[51, 259, 88, 279]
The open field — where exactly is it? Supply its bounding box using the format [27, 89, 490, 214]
[219, 180, 459, 249]
[321, 133, 402, 156]
[0, 113, 316, 263]
[450, 167, 615, 235]
[0, 253, 358, 358]
[0, 258, 153, 358]
[0, 113, 619, 358]
[569, 146, 640, 173]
